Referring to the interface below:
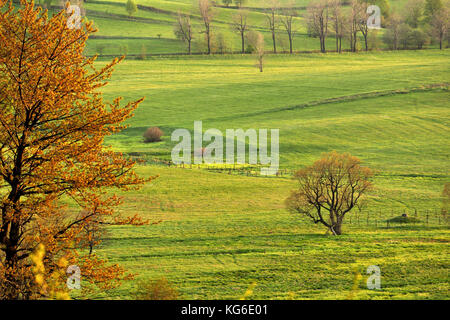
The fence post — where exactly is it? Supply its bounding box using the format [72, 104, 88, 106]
[426, 210, 429, 225]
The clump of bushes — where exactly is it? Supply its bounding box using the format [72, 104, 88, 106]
[386, 215, 421, 224]
[143, 127, 163, 143]
[133, 277, 179, 300]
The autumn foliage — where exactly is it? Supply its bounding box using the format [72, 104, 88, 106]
[0, 0, 154, 299]
[286, 151, 373, 235]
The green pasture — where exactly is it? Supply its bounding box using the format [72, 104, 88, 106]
[71, 49, 450, 299]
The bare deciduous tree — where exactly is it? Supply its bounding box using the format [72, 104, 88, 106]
[280, 3, 297, 54]
[174, 12, 193, 55]
[199, 0, 214, 54]
[265, 0, 279, 53]
[330, 0, 344, 53]
[232, 9, 249, 54]
[358, 2, 372, 51]
[307, 0, 330, 53]
[247, 31, 265, 72]
[431, 7, 449, 49]
[286, 152, 373, 235]
[349, 0, 363, 52]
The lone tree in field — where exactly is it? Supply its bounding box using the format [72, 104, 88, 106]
[199, 0, 214, 55]
[126, 0, 137, 17]
[247, 31, 265, 72]
[0, 1, 154, 299]
[232, 9, 249, 54]
[286, 152, 373, 235]
[174, 12, 193, 54]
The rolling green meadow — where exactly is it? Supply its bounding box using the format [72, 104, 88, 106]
[33, 0, 450, 299]
[88, 50, 450, 299]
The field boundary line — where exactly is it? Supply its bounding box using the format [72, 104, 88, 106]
[203, 83, 449, 122]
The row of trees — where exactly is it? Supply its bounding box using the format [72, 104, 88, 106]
[174, 0, 300, 55]
[173, 0, 448, 55]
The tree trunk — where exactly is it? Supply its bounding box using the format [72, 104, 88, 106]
[330, 221, 342, 235]
[334, 223, 342, 235]
[272, 31, 277, 54]
[241, 32, 245, 54]
[206, 25, 211, 55]
[289, 33, 293, 54]
[207, 34, 211, 54]
[4, 223, 21, 299]
[350, 32, 354, 52]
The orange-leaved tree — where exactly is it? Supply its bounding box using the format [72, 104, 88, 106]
[286, 151, 373, 235]
[0, 0, 155, 299]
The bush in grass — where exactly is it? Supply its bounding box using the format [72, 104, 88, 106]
[143, 127, 163, 143]
[133, 278, 179, 300]
[386, 215, 421, 224]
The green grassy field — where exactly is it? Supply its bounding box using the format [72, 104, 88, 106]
[67, 48, 450, 300]
[89, 164, 450, 300]
[29, 0, 450, 301]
